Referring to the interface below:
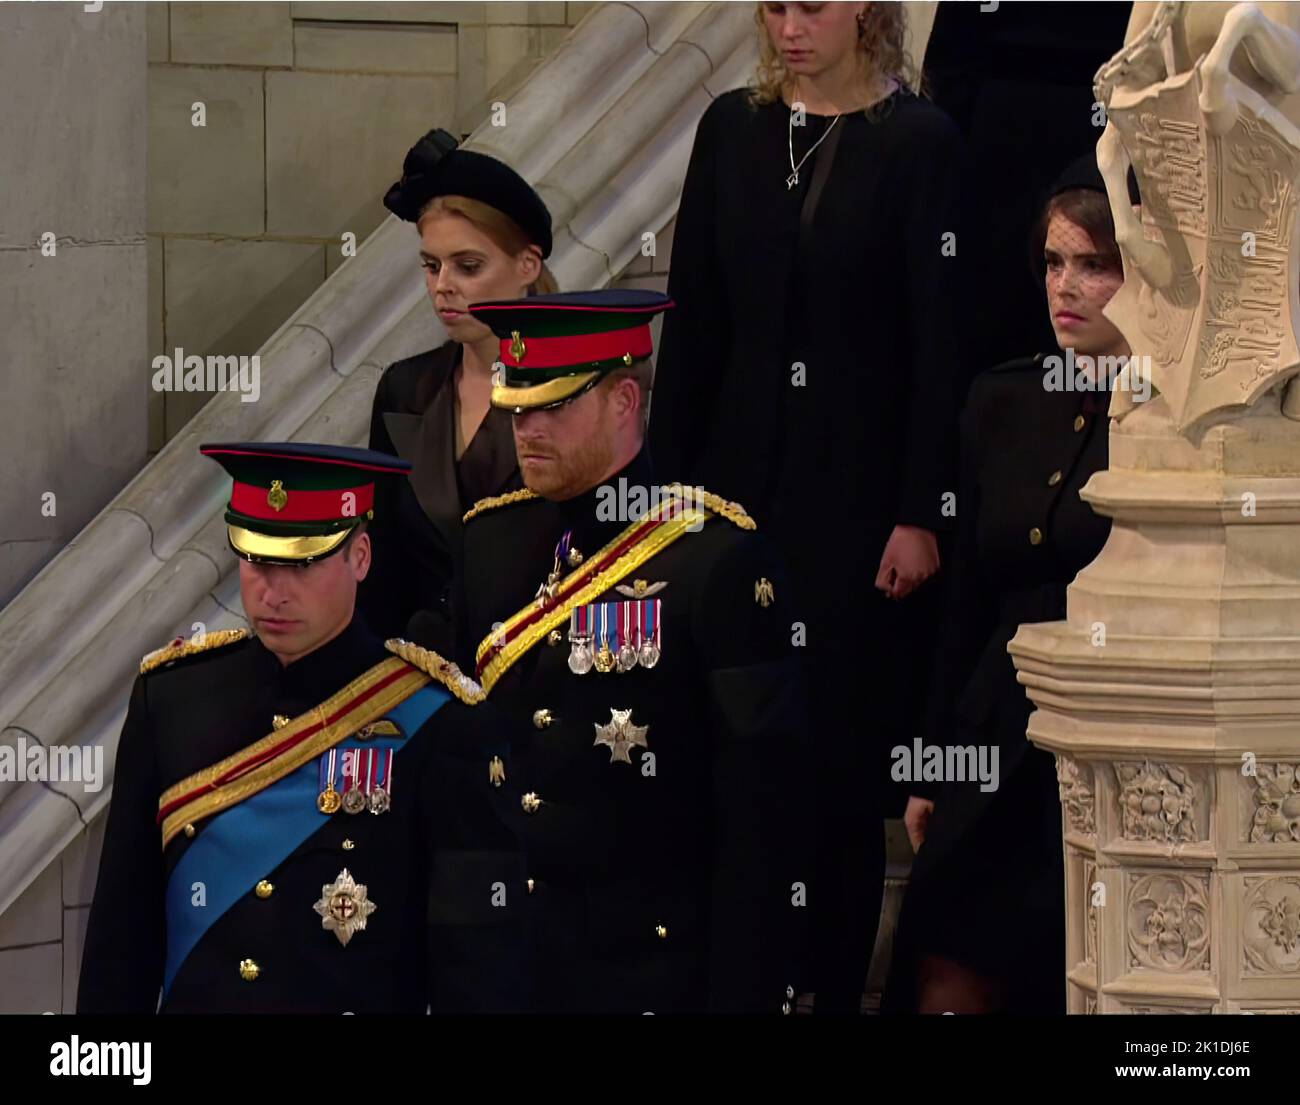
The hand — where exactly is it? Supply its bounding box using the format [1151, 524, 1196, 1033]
[903, 796, 934, 853]
[875, 525, 940, 600]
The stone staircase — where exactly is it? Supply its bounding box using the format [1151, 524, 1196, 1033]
[0, 0, 943, 1013]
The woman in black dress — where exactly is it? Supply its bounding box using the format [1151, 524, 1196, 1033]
[362, 130, 558, 645]
[886, 157, 1132, 1014]
[648, 2, 964, 1012]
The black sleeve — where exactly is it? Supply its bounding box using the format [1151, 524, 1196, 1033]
[911, 390, 997, 799]
[648, 97, 730, 479]
[77, 677, 165, 1013]
[694, 530, 814, 1013]
[368, 364, 401, 455]
[360, 365, 418, 640]
[893, 111, 967, 532]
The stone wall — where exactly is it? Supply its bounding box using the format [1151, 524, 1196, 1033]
[0, 3, 148, 611]
[147, 1, 596, 451]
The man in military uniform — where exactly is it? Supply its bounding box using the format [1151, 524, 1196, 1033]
[451, 290, 813, 1014]
[78, 442, 525, 1013]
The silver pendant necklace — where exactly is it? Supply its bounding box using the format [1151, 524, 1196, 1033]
[787, 108, 841, 190]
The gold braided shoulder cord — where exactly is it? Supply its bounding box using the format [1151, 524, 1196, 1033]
[159, 659, 429, 848]
[385, 639, 487, 705]
[661, 484, 756, 531]
[140, 627, 251, 675]
[462, 488, 539, 525]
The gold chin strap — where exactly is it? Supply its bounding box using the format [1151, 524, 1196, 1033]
[227, 523, 350, 563]
[491, 370, 600, 412]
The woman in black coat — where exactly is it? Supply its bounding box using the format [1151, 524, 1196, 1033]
[885, 157, 1133, 1013]
[361, 129, 558, 646]
[648, 3, 964, 1012]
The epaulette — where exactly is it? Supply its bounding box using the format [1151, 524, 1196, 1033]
[664, 484, 756, 531]
[988, 352, 1046, 373]
[385, 639, 486, 705]
[462, 488, 539, 524]
[140, 628, 250, 675]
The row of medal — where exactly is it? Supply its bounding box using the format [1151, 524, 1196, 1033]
[568, 599, 662, 675]
[317, 746, 393, 815]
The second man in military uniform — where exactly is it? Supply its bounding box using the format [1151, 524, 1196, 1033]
[451, 290, 813, 1014]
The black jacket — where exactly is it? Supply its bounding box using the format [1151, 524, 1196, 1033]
[76, 616, 526, 1014]
[451, 449, 814, 1013]
[911, 354, 1111, 848]
[363, 342, 522, 647]
[884, 354, 1112, 1011]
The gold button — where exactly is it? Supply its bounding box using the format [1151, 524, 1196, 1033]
[342, 839, 355, 851]
[184, 824, 196, 839]
[489, 756, 506, 787]
[1073, 414, 1086, 432]
[547, 629, 563, 647]
[239, 958, 260, 982]
[521, 792, 542, 814]
[655, 924, 668, 939]
[254, 880, 273, 899]
[1048, 470, 1062, 487]
[272, 714, 290, 730]
[1029, 527, 1044, 546]
[526, 878, 536, 894]
[532, 708, 553, 730]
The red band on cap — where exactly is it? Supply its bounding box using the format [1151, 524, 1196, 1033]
[499, 324, 653, 370]
[230, 481, 374, 522]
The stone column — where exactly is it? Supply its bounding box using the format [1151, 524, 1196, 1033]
[1010, 8, 1300, 1014]
[0, 2, 148, 607]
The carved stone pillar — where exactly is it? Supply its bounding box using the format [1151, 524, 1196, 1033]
[1009, 6, 1300, 1014]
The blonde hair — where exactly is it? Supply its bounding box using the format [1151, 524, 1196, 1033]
[750, 2, 921, 114]
[416, 194, 559, 295]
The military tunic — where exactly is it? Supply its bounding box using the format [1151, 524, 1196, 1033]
[77, 615, 525, 1014]
[453, 449, 813, 1014]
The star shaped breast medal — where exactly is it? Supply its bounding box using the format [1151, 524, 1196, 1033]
[313, 868, 377, 946]
[593, 708, 649, 765]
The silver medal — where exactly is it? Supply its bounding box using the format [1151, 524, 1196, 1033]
[616, 644, 638, 672]
[568, 638, 593, 675]
[638, 640, 661, 669]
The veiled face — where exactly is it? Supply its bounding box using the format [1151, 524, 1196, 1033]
[1044, 212, 1127, 359]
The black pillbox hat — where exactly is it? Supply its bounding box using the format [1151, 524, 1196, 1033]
[383, 127, 553, 259]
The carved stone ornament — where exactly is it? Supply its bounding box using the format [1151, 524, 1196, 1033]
[1243, 876, 1300, 975]
[1057, 755, 1097, 836]
[1249, 762, 1300, 843]
[1128, 872, 1211, 972]
[1116, 760, 1197, 843]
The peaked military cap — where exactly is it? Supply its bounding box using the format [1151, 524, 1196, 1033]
[382, 127, 553, 259]
[200, 442, 411, 565]
[469, 289, 674, 412]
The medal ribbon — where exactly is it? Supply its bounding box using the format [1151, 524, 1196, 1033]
[474, 493, 704, 688]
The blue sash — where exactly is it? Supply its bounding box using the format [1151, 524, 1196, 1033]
[162, 684, 449, 996]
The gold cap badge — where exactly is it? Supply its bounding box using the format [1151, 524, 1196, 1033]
[267, 479, 288, 512]
[510, 330, 526, 363]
